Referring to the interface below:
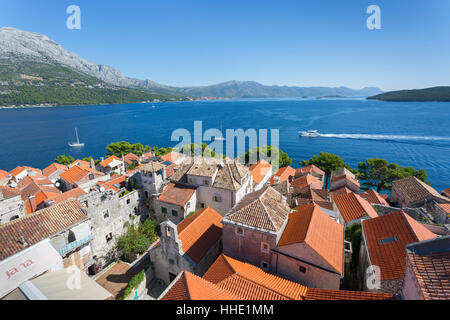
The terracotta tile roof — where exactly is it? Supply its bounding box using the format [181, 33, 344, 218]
[0, 199, 88, 260]
[305, 288, 396, 300]
[330, 186, 353, 200]
[270, 166, 295, 184]
[34, 190, 61, 207]
[296, 165, 325, 177]
[362, 210, 437, 280]
[442, 188, 450, 198]
[164, 163, 176, 178]
[43, 163, 67, 177]
[176, 207, 223, 264]
[249, 159, 272, 184]
[405, 236, 450, 300]
[334, 192, 378, 223]
[17, 175, 53, 190]
[224, 187, 290, 232]
[70, 160, 90, 168]
[23, 166, 42, 175]
[46, 187, 86, 205]
[0, 186, 21, 199]
[292, 174, 323, 192]
[278, 203, 344, 274]
[203, 254, 308, 300]
[9, 166, 26, 177]
[0, 169, 9, 180]
[360, 189, 390, 206]
[19, 181, 60, 201]
[123, 153, 140, 165]
[160, 151, 184, 163]
[331, 174, 360, 187]
[436, 203, 450, 214]
[392, 177, 450, 204]
[161, 271, 239, 300]
[157, 183, 196, 207]
[422, 224, 450, 236]
[60, 165, 104, 184]
[99, 155, 121, 168]
[97, 175, 126, 192]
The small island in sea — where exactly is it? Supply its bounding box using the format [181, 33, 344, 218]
[367, 86, 450, 102]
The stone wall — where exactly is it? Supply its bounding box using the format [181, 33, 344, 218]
[0, 195, 25, 225]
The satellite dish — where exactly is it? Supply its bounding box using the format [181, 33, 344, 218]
[100, 187, 105, 192]
[55, 182, 60, 187]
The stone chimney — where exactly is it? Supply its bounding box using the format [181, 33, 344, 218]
[90, 158, 96, 169]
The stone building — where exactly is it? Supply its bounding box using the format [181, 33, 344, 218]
[169, 157, 253, 215]
[401, 236, 450, 300]
[358, 210, 437, 294]
[294, 165, 325, 183]
[433, 203, 450, 224]
[222, 186, 290, 273]
[78, 183, 140, 271]
[0, 186, 25, 225]
[390, 177, 450, 208]
[273, 203, 348, 290]
[149, 207, 223, 285]
[155, 182, 197, 224]
[0, 199, 94, 277]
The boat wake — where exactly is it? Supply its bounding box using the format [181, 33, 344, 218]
[318, 133, 450, 142]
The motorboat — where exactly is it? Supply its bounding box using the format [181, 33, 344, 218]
[298, 130, 320, 138]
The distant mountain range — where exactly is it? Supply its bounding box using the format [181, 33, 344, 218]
[368, 86, 450, 102]
[0, 27, 383, 106]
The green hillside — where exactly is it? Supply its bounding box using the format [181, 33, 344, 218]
[367, 86, 450, 102]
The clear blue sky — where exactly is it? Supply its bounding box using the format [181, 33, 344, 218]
[1, 0, 449, 91]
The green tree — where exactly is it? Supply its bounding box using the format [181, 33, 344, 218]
[300, 152, 348, 189]
[54, 154, 75, 165]
[106, 141, 150, 157]
[239, 145, 292, 168]
[180, 143, 217, 158]
[358, 158, 428, 192]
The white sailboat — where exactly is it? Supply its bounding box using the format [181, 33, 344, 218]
[68, 128, 85, 147]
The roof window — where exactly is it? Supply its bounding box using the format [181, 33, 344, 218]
[379, 236, 398, 244]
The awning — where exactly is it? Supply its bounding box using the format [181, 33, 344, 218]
[27, 267, 112, 300]
[3, 267, 113, 300]
[0, 239, 63, 298]
[70, 222, 91, 241]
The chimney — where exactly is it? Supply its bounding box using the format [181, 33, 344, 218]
[90, 158, 95, 169]
[100, 157, 104, 162]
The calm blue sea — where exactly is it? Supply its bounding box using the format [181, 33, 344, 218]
[0, 98, 449, 192]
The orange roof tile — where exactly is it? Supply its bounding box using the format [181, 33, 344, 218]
[249, 159, 272, 184]
[270, 166, 295, 184]
[0, 169, 9, 180]
[70, 159, 90, 168]
[34, 190, 61, 207]
[99, 155, 120, 168]
[0, 186, 20, 199]
[360, 189, 390, 206]
[60, 165, 103, 184]
[362, 210, 437, 280]
[9, 166, 26, 177]
[203, 254, 308, 300]
[160, 151, 184, 163]
[305, 288, 396, 300]
[278, 204, 344, 274]
[334, 192, 378, 223]
[296, 164, 325, 177]
[161, 271, 239, 300]
[331, 174, 360, 188]
[47, 187, 86, 204]
[175, 207, 223, 264]
[330, 186, 353, 200]
[123, 153, 140, 165]
[97, 175, 126, 192]
[291, 174, 323, 191]
[157, 183, 196, 207]
[442, 188, 450, 198]
[43, 163, 67, 177]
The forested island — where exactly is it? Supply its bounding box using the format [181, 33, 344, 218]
[368, 86, 450, 102]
